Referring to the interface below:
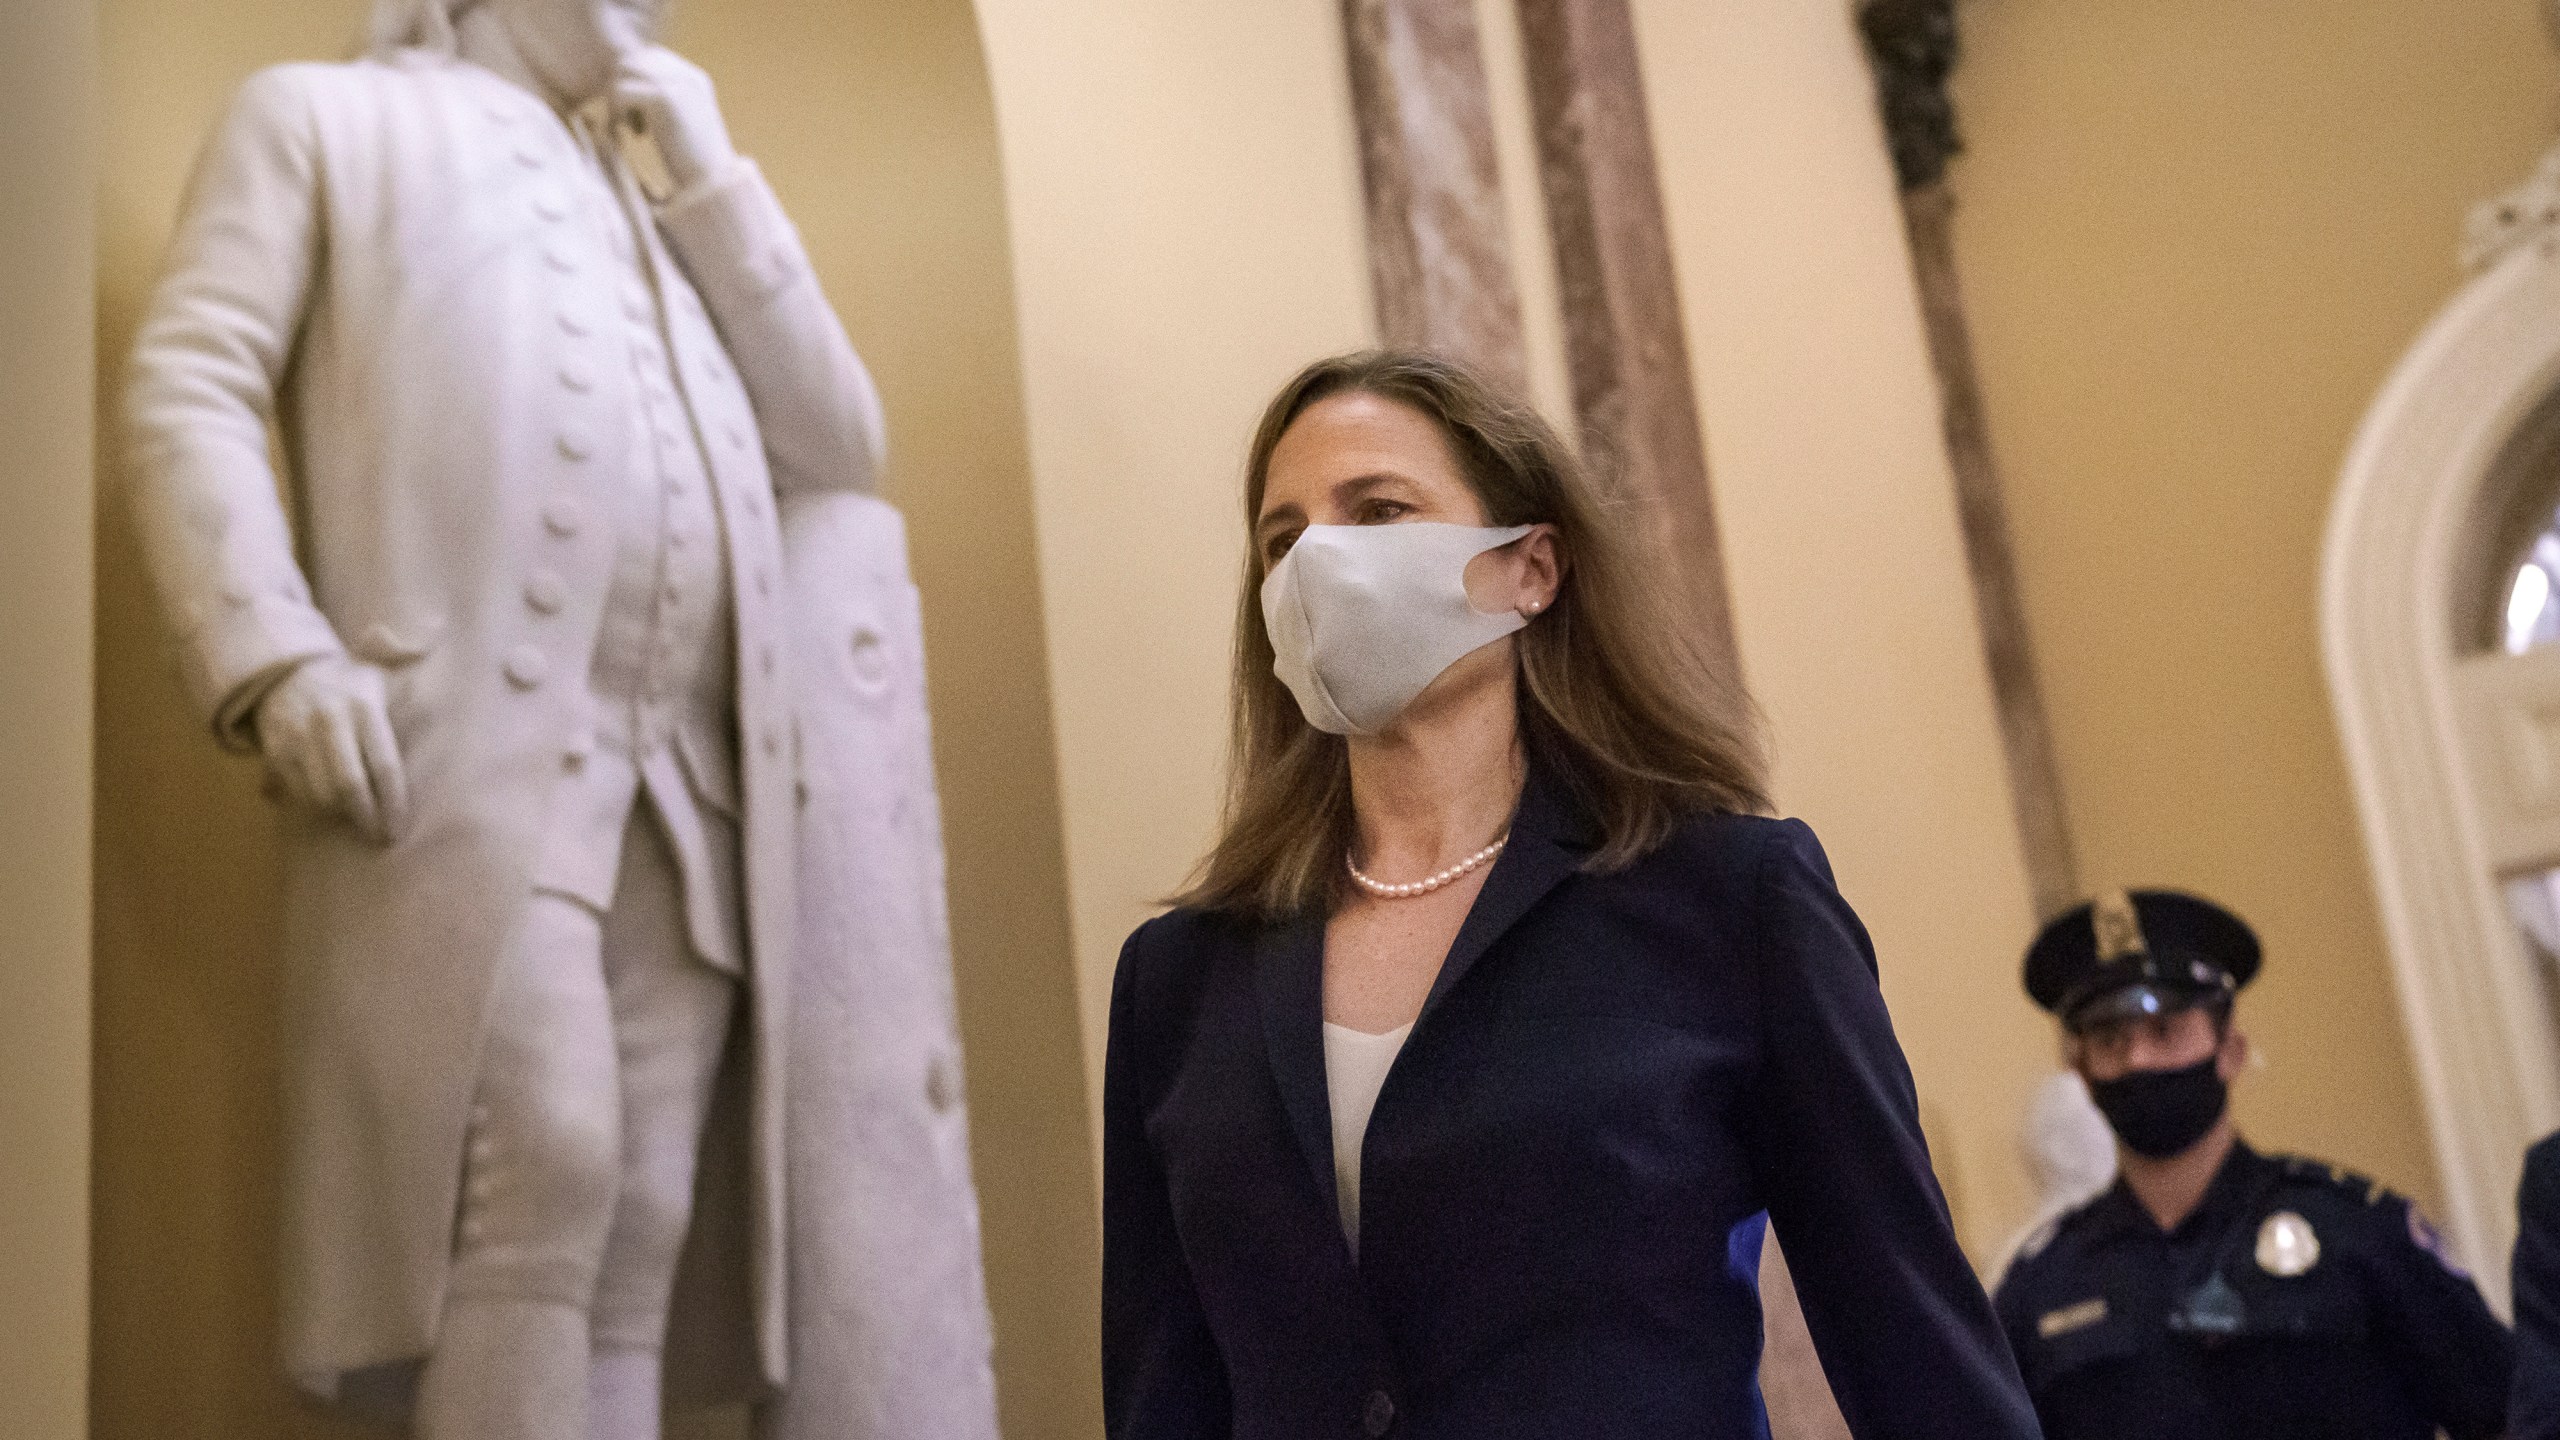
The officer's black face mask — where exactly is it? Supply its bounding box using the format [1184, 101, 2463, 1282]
[2086, 1054, 2227, 1159]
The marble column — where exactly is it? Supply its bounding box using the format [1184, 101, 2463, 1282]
[1514, 0, 1741, 686]
[1340, 0, 1531, 399]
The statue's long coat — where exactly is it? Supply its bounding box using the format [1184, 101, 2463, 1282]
[123, 49, 938, 1406]
[755, 493, 1000, 1440]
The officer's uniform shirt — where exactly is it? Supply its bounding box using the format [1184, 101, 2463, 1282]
[527, 107, 745, 974]
[1994, 1140, 2512, 1440]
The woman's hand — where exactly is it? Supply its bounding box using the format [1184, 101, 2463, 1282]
[613, 46, 740, 196]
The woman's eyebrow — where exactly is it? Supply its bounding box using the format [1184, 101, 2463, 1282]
[1330, 471, 1411, 506]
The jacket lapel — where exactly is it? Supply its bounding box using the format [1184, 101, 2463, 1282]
[1415, 763, 1588, 1026]
[1253, 908, 1340, 1219]
[1250, 763, 1594, 1213]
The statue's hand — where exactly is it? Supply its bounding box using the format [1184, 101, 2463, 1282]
[253, 653, 410, 846]
[614, 47, 739, 196]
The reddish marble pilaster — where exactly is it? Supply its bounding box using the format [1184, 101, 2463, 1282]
[1340, 0, 1530, 398]
[1512, 0, 1741, 687]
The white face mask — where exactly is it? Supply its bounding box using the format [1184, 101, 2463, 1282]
[1261, 522, 1535, 735]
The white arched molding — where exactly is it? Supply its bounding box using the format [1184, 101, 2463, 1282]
[2324, 192, 2560, 1309]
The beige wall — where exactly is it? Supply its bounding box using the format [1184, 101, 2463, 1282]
[972, 0, 1378, 1126]
[0, 3, 96, 1438]
[93, 1, 1094, 1435]
[1632, 0, 2054, 1257]
[1949, 0, 2560, 1216]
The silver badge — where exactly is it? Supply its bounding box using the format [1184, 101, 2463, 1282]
[2256, 1210, 2321, 1277]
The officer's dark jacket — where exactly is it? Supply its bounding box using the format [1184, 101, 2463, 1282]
[2513, 1131, 2560, 1440]
[1994, 1139, 2512, 1440]
[1101, 768, 2040, 1440]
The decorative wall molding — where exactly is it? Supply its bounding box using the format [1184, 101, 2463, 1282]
[1856, 0, 2082, 919]
[2464, 141, 2560, 275]
[1858, 0, 1962, 191]
[2323, 219, 2560, 1305]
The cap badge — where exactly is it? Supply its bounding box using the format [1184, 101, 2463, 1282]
[2256, 1210, 2321, 1277]
[2092, 889, 2147, 963]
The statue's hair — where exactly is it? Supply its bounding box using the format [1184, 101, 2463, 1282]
[366, 0, 477, 57]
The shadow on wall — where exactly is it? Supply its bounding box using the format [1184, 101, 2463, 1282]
[91, 2, 1096, 1437]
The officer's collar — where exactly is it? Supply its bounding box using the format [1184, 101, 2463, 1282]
[2086, 1138, 2272, 1242]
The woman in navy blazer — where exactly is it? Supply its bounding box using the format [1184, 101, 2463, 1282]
[1104, 351, 2040, 1440]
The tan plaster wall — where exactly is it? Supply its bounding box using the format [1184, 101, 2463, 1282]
[971, 0, 1378, 1135]
[91, 2, 1094, 1435]
[0, 3, 96, 1438]
[1630, 0, 2053, 1259]
[1949, 0, 2560, 1220]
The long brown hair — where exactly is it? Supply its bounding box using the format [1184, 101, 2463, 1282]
[1173, 349, 1767, 918]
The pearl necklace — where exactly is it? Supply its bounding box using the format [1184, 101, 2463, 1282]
[1347, 833, 1509, 900]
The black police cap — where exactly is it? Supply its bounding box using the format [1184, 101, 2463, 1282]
[2024, 889, 2260, 1032]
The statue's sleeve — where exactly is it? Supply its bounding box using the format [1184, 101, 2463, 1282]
[123, 65, 343, 750]
[657, 159, 888, 498]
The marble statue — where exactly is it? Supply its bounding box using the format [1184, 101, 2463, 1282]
[122, 1, 998, 1435]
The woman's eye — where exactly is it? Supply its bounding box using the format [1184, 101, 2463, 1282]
[1263, 531, 1300, 564]
[1356, 499, 1411, 524]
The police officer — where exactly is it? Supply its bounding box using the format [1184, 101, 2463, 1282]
[1993, 889, 2513, 1440]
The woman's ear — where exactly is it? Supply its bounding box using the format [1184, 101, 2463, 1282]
[1515, 523, 1563, 618]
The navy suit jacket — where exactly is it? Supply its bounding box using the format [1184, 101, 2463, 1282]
[1102, 768, 2041, 1439]
[2516, 1131, 2560, 1440]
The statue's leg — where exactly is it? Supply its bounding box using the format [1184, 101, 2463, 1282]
[585, 806, 740, 1440]
[418, 891, 625, 1440]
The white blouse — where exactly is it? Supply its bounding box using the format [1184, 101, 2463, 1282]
[1322, 1020, 1414, 1254]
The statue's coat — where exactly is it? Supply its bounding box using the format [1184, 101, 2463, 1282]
[123, 49, 910, 1405]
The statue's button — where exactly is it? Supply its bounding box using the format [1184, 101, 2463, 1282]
[726, 424, 748, 450]
[742, 488, 764, 518]
[543, 244, 578, 274]
[523, 570, 566, 615]
[542, 498, 583, 537]
[559, 362, 593, 393]
[513, 144, 543, 169]
[754, 568, 772, 597]
[503, 646, 548, 690]
[849, 626, 890, 691]
[761, 729, 782, 758]
[705, 356, 727, 382]
[534, 192, 569, 221]
[622, 289, 653, 322]
[1362, 1391, 1396, 1438]
[926, 1054, 961, 1113]
[557, 427, 593, 461]
[759, 646, 775, 677]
